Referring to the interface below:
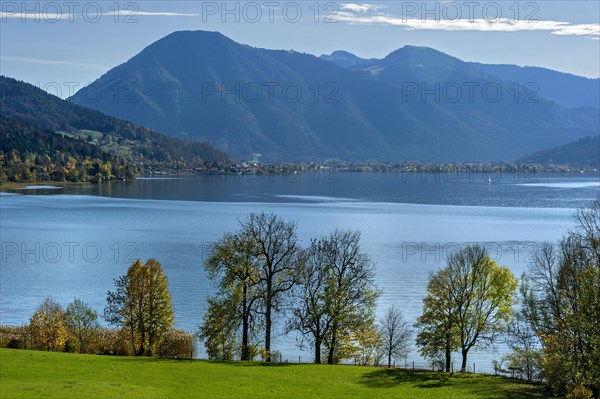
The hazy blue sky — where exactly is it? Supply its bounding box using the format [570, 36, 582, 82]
[1, 1, 598, 98]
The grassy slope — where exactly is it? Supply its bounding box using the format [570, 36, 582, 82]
[0, 349, 552, 399]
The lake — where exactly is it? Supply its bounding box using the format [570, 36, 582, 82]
[1, 172, 598, 371]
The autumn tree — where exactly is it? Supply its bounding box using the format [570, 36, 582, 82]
[288, 229, 380, 365]
[104, 259, 175, 356]
[323, 230, 380, 365]
[201, 232, 260, 360]
[65, 298, 99, 353]
[519, 197, 600, 396]
[502, 301, 543, 382]
[287, 239, 333, 363]
[320, 230, 379, 364]
[198, 296, 239, 360]
[415, 268, 459, 372]
[29, 297, 68, 351]
[380, 305, 412, 368]
[416, 245, 517, 372]
[445, 245, 517, 372]
[240, 212, 302, 362]
[347, 321, 382, 366]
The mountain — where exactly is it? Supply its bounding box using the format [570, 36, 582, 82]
[518, 135, 600, 167]
[1, 115, 104, 162]
[325, 48, 600, 110]
[319, 50, 375, 69]
[1, 76, 229, 164]
[469, 63, 600, 109]
[70, 31, 599, 162]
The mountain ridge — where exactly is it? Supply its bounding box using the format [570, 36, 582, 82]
[70, 30, 599, 162]
[321, 48, 600, 109]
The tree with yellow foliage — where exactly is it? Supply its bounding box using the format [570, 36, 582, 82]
[104, 259, 175, 356]
[29, 297, 68, 351]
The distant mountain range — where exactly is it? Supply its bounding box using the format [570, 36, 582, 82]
[67, 30, 599, 162]
[1, 76, 229, 164]
[321, 52, 600, 110]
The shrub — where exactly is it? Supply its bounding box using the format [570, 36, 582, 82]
[90, 328, 133, 356]
[0, 325, 31, 349]
[566, 385, 593, 399]
[156, 329, 195, 359]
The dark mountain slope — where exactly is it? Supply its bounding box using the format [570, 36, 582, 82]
[1, 76, 229, 163]
[518, 135, 600, 167]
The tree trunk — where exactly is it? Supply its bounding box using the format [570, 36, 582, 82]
[461, 348, 468, 372]
[140, 330, 146, 356]
[388, 351, 392, 368]
[445, 344, 451, 372]
[130, 327, 137, 356]
[265, 291, 272, 362]
[327, 327, 336, 365]
[241, 284, 249, 361]
[314, 338, 321, 364]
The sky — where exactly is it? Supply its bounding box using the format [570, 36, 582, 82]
[1, 1, 599, 98]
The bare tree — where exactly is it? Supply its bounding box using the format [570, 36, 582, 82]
[321, 229, 379, 365]
[518, 196, 600, 394]
[380, 305, 412, 368]
[287, 241, 332, 363]
[240, 212, 302, 362]
[288, 229, 379, 365]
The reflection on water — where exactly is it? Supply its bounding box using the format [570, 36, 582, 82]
[3, 172, 598, 207]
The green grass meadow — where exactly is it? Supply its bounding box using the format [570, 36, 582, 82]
[0, 349, 552, 399]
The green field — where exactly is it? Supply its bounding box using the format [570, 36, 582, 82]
[0, 349, 551, 399]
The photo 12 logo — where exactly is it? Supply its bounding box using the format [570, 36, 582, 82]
[1, 241, 140, 264]
[400, 241, 544, 264]
[17, 80, 142, 105]
[1, 1, 141, 23]
[201, 81, 339, 104]
[198, 2, 341, 24]
[400, 1, 539, 23]
[401, 81, 540, 104]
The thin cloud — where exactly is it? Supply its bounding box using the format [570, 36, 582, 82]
[335, 11, 600, 40]
[0, 12, 69, 20]
[0, 10, 199, 21]
[1, 56, 107, 70]
[340, 3, 385, 13]
[113, 11, 199, 17]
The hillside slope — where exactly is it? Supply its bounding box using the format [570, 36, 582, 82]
[1, 76, 229, 164]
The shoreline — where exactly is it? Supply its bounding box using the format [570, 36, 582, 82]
[0, 181, 92, 190]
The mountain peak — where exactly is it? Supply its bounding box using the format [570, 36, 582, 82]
[163, 29, 228, 40]
[160, 30, 234, 46]
[319, 50, 373, 68]
[384, 45, 453, 62]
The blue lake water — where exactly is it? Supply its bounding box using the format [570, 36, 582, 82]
[1, 172, 598, 370]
